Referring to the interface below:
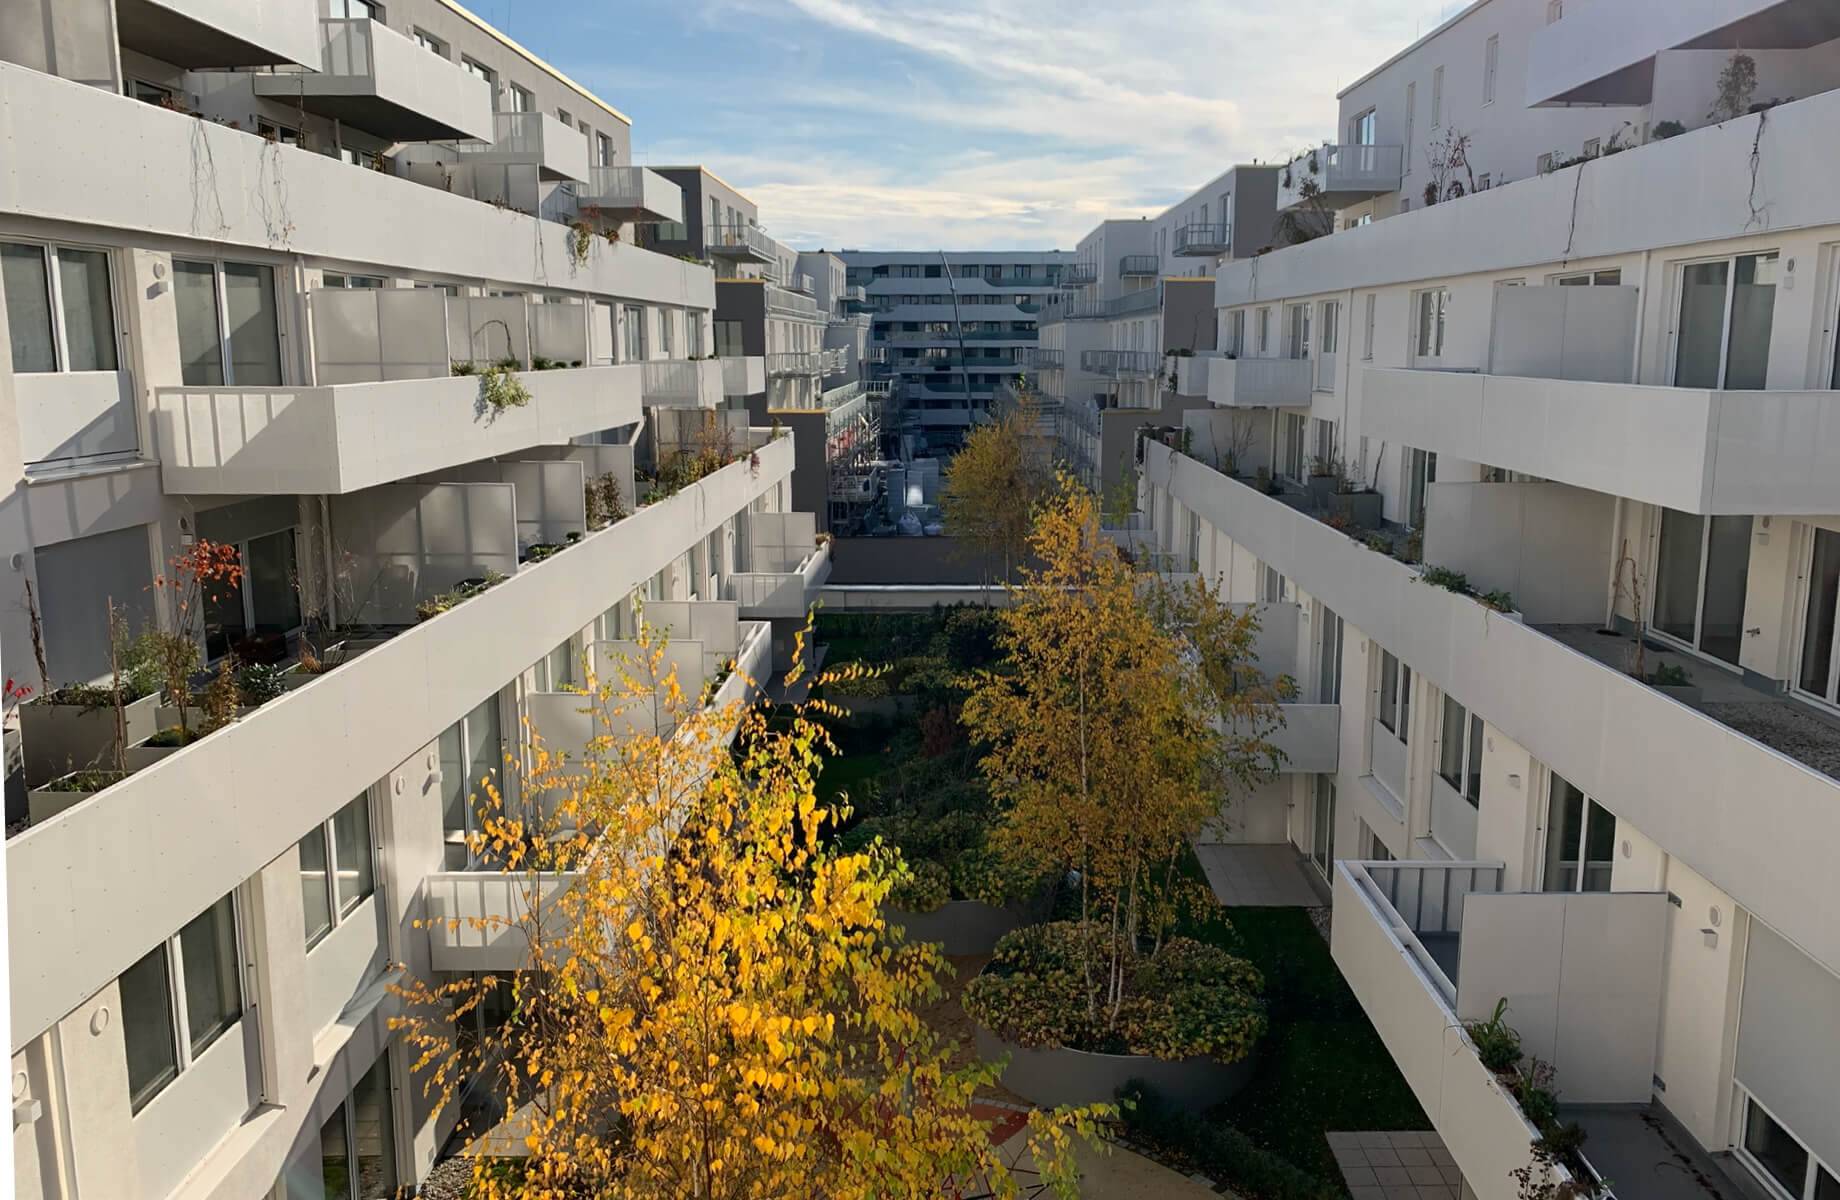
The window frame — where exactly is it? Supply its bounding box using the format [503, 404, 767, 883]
[172, 256, 286, 387]
[1377, 649, 1412, 743]
[441, 696, 508, 870]
[1, 238, 125, 375]
[121, 892, 248, 1114]
[411, 27, 447, 56]
[1734, 1089, 1838, 1200]
[1436, 694, 1484, 806]
[301, 792, 380, 950]
[1483, 34, 1500, 105]
[1412, 286, 1450, 363]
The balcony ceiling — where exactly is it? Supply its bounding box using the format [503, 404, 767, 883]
[116, 0, 305, 67]
[254, 89, 480, 143]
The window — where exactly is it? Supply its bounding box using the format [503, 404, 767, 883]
[202, 525, 303, 660]
[1437, 697, 1484, 806]
[1280, 412, 1307, 481]
[1310, 776, 1337, 879]
[1546, 0, 1563, 23]
[556, 107, 572, 127]
[1256, 307, 1271, 354]
[1478, 173, 1492, 191]
[1413, 287, 1449, 361]
[506, 83, 534, 113]
[440, 697, 505, 869]
[1797, 528, 1840, 705]
[686, 313, 704, 358]
[412, 27, 446, 56]
[1673, 252, 1779, 390]
[174, 259, 283, 386]
[658, 309, 674, 358]
[1483, 35, 1499, 104]
[1286, 303, 1311, 359]
[1362, 294, 1376, 360]
[1554, 269, 1622, 286]
[328, 0, 377, 17]
[120, 894, 244, 1113]
[461, 57, 495, 88]
[1362, 820, 1394, 861]
[1317, 605, 1345, 704]
[1537, 153, 1554, 175]
[1261, 564, 1290, 604]
[1407, 447, 1438, 528]
[1350, 107, 1377, 146]
[1377, 650, 1411, 742]
[1226, 310, 1246, 356]
[1653, 508, 1752, 667]
[1583, 137, 1603, 158]
[320, 1055, 399, 1199]
[300, 793, 377, 948]
[257, 120, 302, 147]
[596, 132, 614, 167]
[1431, 66, 1444, 126]
[1, 241, 120, 374]
[127, 78, 175, 107]
[322, 273, 385, 289]
[1543, 774, 1613, 892]
[622, 305, 648, 362]
[1404, 82, 1415, 172]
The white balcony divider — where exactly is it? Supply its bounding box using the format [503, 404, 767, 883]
[641, 359, 723, 408]
[328, 482, 519, 625]
[585, 166, 686, 223]
[312, 286, 450, 383]
[420, 459, 588, 552]
[424, 870, 578, 972]
[530, 301, 588, 367]
[1210, 356, 1314, 407]
[16, 371, 139, 466]
[645, 600, 742, 683]
[448, 295, 530, 366]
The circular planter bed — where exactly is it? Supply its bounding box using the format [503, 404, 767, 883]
[885, 896, 1038, 956]
[971, 1021, 1256, 1110]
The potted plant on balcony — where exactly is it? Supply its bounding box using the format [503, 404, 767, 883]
[957, 479, 1286, 1107]
[1306, 455, 1342, 506]
[17, 598, 165, 788]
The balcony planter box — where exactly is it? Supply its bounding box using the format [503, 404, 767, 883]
[27, 769, 128, 826]
[1327, 490, 1384, 529]
[971, 1022, 1257, 1110]
[20, 691, 162, 788]
[1643, 677, 1702, 705]
[1307, 474, 1339, 505]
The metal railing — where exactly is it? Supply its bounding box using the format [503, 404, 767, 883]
[706, 222, 777, 258]
[1348, 860, 1505, 1005]
[1320, 142, 1405, 188]
[1019, 347, 1063, 370]
[1081, 349, 1159, 377]
[766, 351, 822, 376]
[1172, 223, 1231, 255]
[1119, 254, 1159, 276]
[319, 17, 377, 76]
[1111, 286, 1162, 316]
[1059, 262, 1099, 287]
[786, 272, 815, 296]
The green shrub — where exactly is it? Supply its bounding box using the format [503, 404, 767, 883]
[887, 858, 951, 913]
[1118, 1081, 1339, 1200]
[951, 840, 1047, 908]
[236, 662, 288, 706]
[1465, 997, 1523, 1072]
[965, 921, 1266, 1061]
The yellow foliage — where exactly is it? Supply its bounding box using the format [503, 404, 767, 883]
[390, 617, 1106, 1197]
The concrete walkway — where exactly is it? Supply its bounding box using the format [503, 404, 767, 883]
[1329, 1130, 1460, 1200]
[997, 1128, 1222, 1199]
[1195, 841, 1327, 907]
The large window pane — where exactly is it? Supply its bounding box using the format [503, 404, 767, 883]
[1799, 529, 1840, 698]
[320, 1102, 352, 1200]
[1438, 697, 1467, 790]
[438, 721, 469, 870]
[301, 823, 333, 947]
[175, 260, 225, 386]
[120, 944, 179, 1113]
[1580, 797, 1616, 892]
[1544, 775, 1586, 892]
[248, 528, 303, 635]
[2, 242, 56, 372]
[333, 795, 375, 915]
[1674, 260, 1729, 388]
[351, 1057, 399, 1198]
[1725, 253, 1777, 390]
[223, 263, 282, 386]
[1744, 1100, 1808, 1200]
[1701, 515, 1753, 665]
[1466, 714, 1484, 804]
[179, 895, 242, 1057]
[56, 248, 118, 371]
[1653, 509, 1705, 644]
[1379, 652, 1399, 733]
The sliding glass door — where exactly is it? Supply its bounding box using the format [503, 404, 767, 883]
[1796, 528, 1840, 705]
[1543, 774, 1614, 893]
[1673, 252, 1778, 389]
[1652, 508, 1752, 667]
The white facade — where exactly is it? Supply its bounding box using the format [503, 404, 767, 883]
[0, 4, 823, 1198]
[1133, 13, 1840, 1200]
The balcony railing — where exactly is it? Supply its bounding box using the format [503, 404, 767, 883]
[640, 359, 724, 408]
[452, 111, 589, 181]
[1280, 144, 1405, 209]
[254, 18, 495, 142]
[1172, 223, 1230, 256]
[1119, 254, 1159, 276]
[582, 165, 685, 223]
[1080, 349, 1159, 377]
[706, 222, 777, 260]
[766, 349, 843, 377]
[1059, 262, 1098, 287]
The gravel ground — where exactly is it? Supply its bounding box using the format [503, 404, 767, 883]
[1700, 701, 1840, 781]
[418, 1155, 475, 1200]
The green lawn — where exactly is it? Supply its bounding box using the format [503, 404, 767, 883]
[815, 719, 895, 805]
[1186, 902, 1430, 1188]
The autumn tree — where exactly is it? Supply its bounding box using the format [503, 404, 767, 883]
[961, 475, 1289, 1031]
[393, 623, 1105, 1199]
[942, 406, 1049, 584]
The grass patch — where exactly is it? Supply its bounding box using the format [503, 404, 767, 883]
[1181, 899, 1429, 1188]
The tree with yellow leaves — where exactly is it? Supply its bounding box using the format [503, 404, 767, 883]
[392, 620, 1106, 1198]
[961, 475, 1289, 1041]
[941, 403, 1050, 584]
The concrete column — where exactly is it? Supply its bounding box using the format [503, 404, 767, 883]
[54, 982, 141, 1199]
[247, 849, 313, 1107]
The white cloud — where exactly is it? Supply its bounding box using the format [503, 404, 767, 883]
[660, 0, 1441, 247]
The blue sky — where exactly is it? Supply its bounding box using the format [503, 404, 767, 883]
[482, 0, 1462, 250]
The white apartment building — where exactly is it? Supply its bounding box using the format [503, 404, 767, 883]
[0, 3, 830, 1197]
[1035, 169, 1286, 494]
[842, 250, 1073, 457]
[1136, 7, 1840, 1200]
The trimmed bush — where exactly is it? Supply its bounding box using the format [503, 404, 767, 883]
[1118, 1081, 1339, 1200]
[887, 859, 951, 913]
[965, 921, 1266, 1061]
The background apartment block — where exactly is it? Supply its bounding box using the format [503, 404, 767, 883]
[0, 1, 832, 1196]
[1131, 5, 1840, 1200]
[841, 250, 1073, 460]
